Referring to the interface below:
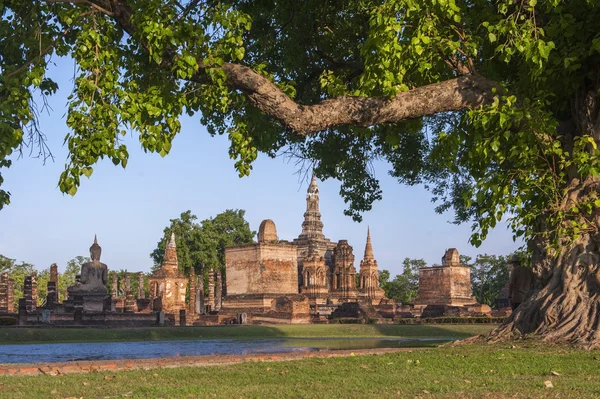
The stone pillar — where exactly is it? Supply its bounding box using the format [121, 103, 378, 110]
[207, 270, 215, 312]
[50, 263, 58, 283]
[46, 281, 57, 309]
[215, 271, 222, 311]
[49, 263, 59, 305]
[24, 274, 37, 313]
[0, 272, 8, 312]
[124, 291, 136, 313]
[112, 273, 118, 299]
[197, 275, 204, 315]
[137, 272, 145, 299]
[124, 274, 131, 293]
[188, 268, 196, 314]
[7, 278, 14, 313]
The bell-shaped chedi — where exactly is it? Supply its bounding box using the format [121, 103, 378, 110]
[358, 227, 386, 304]
[149, 233, 187, 313]
[258, 219, 278, 242]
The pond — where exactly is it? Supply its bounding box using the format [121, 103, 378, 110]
[0, 337, 453, 364]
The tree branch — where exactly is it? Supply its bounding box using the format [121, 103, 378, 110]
[47, 0, 499, 136]
[219, 63, 498, 135]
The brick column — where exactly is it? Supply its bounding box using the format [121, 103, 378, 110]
[215, 271, 222, 312]
[23, 274, 37, 313]
[137, 272, 145, 299]
[188, 268, 196, 314]
[197, 275, 204, 315]
[49, 263, 58, 283]
[112, 273, 118, 298]
[46, 281, 57, 309]
[124, 291, 136, 313]
[207, 270, 215, 312]
[124, 274, 131, 293]
[0, 272, 8, 312]
[7, 278, 14, 313]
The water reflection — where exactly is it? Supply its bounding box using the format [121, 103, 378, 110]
[0, 337, 453, 364]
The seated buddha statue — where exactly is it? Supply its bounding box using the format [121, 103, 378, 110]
[67, 235, 108, 295]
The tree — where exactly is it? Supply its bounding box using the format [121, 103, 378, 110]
[4, 1, 600, 345]
[151, 210, 204, 275]
[381, 258, 425, 304]
[151, 209, 254, 285]
[61, 257, 85, 299]
[470, 254, 510, 307]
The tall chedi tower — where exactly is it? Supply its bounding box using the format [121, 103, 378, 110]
[293, 172, 337, 289]
[358, 227, 386, 304]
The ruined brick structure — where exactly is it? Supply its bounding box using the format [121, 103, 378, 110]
[300, 243, 329, 304]
[415, 248, 477, 306]
[223, 173, 388, 321]
[331, 240, 359, 301]
[358, 228, 386, 304]
[23, 274, 38, 313]
[148, 233, 187, 313]
[137, 272, 145, 299]
[292, 174, 337, 288]
[0, 272, 10, 312]
[47, 263, 59, 306]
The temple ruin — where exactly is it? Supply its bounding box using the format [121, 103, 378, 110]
[222, 173, 388, 323]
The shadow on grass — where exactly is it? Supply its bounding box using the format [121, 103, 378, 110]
[0, 324, 498, 345]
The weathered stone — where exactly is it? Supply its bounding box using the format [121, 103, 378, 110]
[124, 291, 136, 313]
[111, 273, 118, 299]
[46, 281, 58, 309]
[358, 228, 385, 304]
[188, 268, 196, 314]
[49, 263, 58, 283]
[137, 272, 145, 299]
[207, 269, 215, 311]
[300, 243, 329, 304]
[258, 219, 278, 242]
[124, 274, 131, 293]
[215, 271, 222, 311]
[23, 274, 38, 313]
[67, 236, 109, 296]
[331, 240, 358, 301]
[226, 242, 298, 296]
[0, 272, 8, 312]
[292, 174, 337, 288]
[148, 233, 187, 314]
[415, 248, 476, 306]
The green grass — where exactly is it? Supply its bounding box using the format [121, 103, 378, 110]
[0, 324, 496, 344]
[1, 342, 599, 398]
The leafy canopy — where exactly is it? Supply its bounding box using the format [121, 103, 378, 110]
[2, 0, 600, 247]
[151, 209, 255, 278]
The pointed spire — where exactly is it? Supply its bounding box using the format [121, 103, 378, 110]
[167, 232, 176, 248]
[309, 172, 318, 189]
[364, 226, 374, 260]
[94, 234, 98, 244]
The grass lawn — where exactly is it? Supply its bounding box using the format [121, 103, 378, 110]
[1, 341, 599, 398]
[0, 324, 496, 344]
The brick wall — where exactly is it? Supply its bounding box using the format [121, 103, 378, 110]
[226, 243, 298, 295]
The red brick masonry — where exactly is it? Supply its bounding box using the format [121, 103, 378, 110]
[0, 347, 424, 377]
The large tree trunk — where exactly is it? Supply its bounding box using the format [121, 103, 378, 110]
[489, 179, 600, 348]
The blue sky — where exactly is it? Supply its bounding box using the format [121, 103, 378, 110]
[0, 56, 522, 277]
